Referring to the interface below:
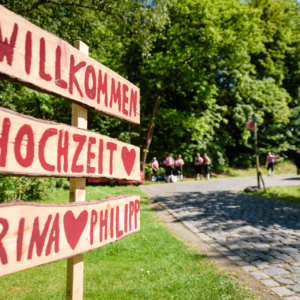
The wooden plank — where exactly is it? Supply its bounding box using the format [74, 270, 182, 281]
[0, 107, 140, 180]
[66, 40, 88, 300]
[0, 5, 140, 124]
[0, 195, 140, 277]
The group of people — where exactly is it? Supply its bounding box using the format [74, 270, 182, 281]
[150, 149, 300, 183]
[151, 153, 211, 183]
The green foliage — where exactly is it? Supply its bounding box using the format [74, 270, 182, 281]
[244, 185, 300, 206]
[0, 0, 300, 171]
[232, 153, 254, 169]
[0, 176, 61, 202]
[144, 163, 166, 180]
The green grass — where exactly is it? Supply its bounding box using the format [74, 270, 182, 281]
[216, 160, 296, 179]
[0, 185, 257, 299]
[246, 185, 300, 206]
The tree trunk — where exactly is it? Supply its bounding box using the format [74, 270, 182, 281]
[141, 94, 161, 172]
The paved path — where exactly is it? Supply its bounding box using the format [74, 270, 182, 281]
[143, 174, 300, 299]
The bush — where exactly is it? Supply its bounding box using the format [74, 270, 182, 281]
[232, 153, 254, 169]
[0, 176, 59, 203]
[144, 164, 166, 180]
[55, 177, 68, 188]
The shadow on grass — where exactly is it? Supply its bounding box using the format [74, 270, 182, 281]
[250, 189, 300, 206]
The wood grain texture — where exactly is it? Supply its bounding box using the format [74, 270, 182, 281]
[0, 5, 140, 124]
[66, 40, 88, 300]
[0, 195, 140, 277]
[0, 107, 140, 180]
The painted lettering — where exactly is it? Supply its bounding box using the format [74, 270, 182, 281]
[124, 204, 128, 233]
[63, 210, 88, 250]
[57, 130, 69, 173]
[97, 70, 108, 106]
[87, 137, 96, 174]
[71, 134, 87, 173]
[14, 124, 35, 168]
[107, 142, 117, 175]
[39, 38, 52, 81]
[110, 208, 114, 239]
[0, 218, 8, 265]
[16, 218, 25, 262]
[25, 31, 32, 75]
[116, 206, 123, 238]
[0, 117, 11, 167]
[55, 46, 68, 89]
[98, 139, 103, 174]
[99, 210, 108, 242]
[110, 78, 121, 111]
[135, 200, 140, 230]
[69, 55, 86, 96]
[122, 84, 129, 116]
[85, 65, 96, 100]
[39, 128, 58, 172]
[0, 22, 18, 66]
[130, 89, 137, 117]
[45, 213, 60, 256]
[90, 210, 98, 245]
[27, 215, 52, 260]
[129, 201, 134, 231]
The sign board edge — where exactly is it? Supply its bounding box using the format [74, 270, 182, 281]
[0, 194, 140, 208]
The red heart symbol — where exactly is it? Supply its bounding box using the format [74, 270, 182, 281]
[122, 147, 136, 176]
[63, 210, 88, 250]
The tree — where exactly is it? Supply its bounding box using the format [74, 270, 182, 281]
[138, 0, 266, 168]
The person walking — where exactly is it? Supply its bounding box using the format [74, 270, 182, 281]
[163, 154, 175, 183]
[203, 153, 211, 180]
[294, 148, 300, 175]
[265, 152, 280, 176]
[151, 157, 159, 181]
[194, 153, 203, 180]
[175, 155, 184, 181]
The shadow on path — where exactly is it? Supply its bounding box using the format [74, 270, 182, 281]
[155, 191, 300, 255]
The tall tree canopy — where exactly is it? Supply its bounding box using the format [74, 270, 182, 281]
[0, 0, 299, 172]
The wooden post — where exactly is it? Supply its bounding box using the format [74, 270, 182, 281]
[253, 114, 261, 189]
[66, 40, 89, 300]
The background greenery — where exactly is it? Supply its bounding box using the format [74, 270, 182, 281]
[0, 0, 299, 171]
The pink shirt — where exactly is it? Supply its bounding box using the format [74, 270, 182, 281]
[194, 157, 203, 165]
[151, 160, 159, 169]
[204, 156, 210, 165]
[175, 158, 184, 167]
[163, 156, 175, 166]
[266, 155, 279, 165]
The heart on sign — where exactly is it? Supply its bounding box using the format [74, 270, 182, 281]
[121, 147, 136, 176]
[63, 210, 88, 250]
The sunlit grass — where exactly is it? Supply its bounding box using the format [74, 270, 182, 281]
[0, 185, 257, 299]
[246, 185, 300, 206]
[223, 160, 296, 178]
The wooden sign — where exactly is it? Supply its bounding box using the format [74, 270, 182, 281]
[0, 195, 140, 277]
[0, 5, 140, 124]
[0, 107, 140, 180]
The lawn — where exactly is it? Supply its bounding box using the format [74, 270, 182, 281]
[246, 185, 300, 206]
[221, 160, 296, 178]
[0, 185, 256, 299]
